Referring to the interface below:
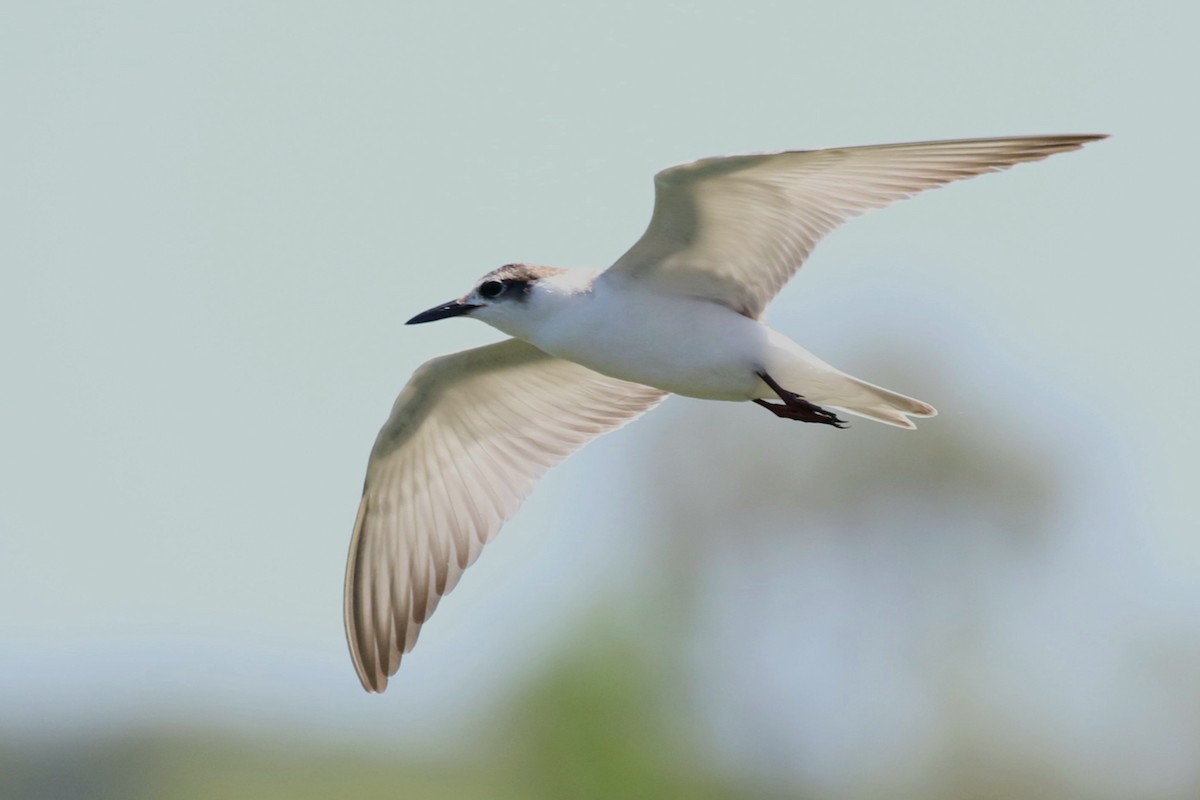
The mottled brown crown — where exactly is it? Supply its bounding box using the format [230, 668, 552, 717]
[478, 263, 568, 284]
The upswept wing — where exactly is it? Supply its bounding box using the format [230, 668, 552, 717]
[603, 135, 1106, 318]
[344, 338, 665, 692]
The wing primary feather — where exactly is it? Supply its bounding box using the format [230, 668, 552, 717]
[605, 134, 1105, 317]
[344, 496, 381, 692]
[344, 339, 664, 690]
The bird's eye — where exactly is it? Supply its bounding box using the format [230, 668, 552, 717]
[479, 280, 505, 299]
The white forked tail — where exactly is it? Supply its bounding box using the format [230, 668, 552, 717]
[827, 374, 937, 430]
[765, 338, 938, 430]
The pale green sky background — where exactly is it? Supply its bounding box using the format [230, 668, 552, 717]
[2, 0, 1197, 780]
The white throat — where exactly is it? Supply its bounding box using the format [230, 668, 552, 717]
[477, 269, 599, 342]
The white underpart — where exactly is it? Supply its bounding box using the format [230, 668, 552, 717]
[489, 274, 935, 428]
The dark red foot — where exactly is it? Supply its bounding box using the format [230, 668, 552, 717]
[753, 398, 848, 427]
[754, 371, 848, 428]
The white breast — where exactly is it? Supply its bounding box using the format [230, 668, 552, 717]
[528, 281, 771, 400]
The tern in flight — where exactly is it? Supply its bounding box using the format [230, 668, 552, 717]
[344, 134, 1105, 691]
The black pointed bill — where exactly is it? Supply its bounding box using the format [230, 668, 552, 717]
[405, 300, 482, 325]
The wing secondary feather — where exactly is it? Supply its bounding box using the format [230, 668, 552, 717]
[344, 338, 665, 692]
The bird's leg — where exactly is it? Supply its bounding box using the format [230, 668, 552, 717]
[753, 371, 848, 428]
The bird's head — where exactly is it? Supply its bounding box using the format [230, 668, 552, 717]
[406, 263, 584, 338]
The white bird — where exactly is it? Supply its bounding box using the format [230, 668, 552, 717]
[345, 134, 1105, 691]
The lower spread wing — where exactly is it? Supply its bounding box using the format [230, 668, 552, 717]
[603, 135, 1106, 318]
[344, 338, 666, 692]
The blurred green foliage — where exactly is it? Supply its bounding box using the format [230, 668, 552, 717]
[0, 628, 763, 800]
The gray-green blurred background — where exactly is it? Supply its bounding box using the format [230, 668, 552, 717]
[3, 2, 1197, 798]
